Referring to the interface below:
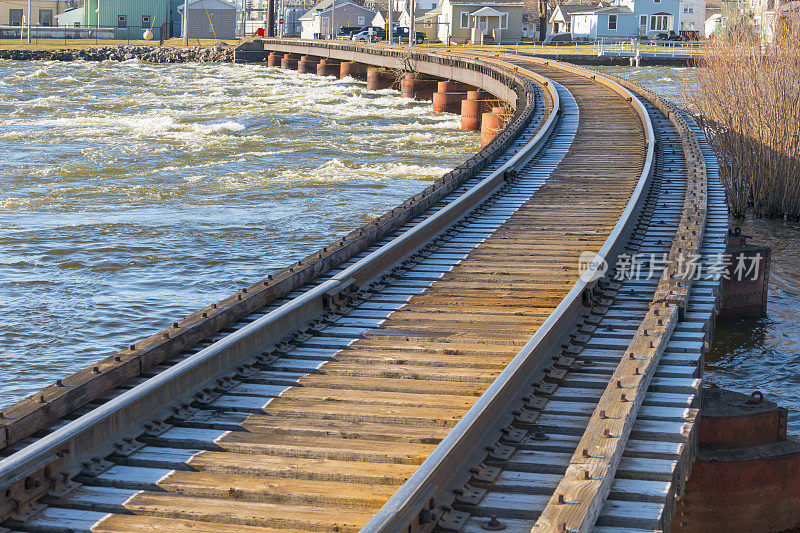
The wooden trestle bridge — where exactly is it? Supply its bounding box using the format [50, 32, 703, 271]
[0, 41, 725, 533]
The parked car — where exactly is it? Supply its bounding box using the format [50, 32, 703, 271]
[392, 27, 425, 43]
[352, 27, 386, 41]
[543, 31, 571, 43]
[654, 31, 681, 41]
[337, 26, 365, 38]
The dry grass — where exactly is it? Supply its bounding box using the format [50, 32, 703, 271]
[683, 14, 800, 217]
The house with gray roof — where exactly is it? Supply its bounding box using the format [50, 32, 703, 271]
[432, 0, 526, 43]
[299, 0, 378, 38]
[570, 0, 680, 39]
[549, 3, 599, 34]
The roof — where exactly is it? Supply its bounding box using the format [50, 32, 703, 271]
[449, 0, 526, 6]
[299, 0, 364, 20]
[571, 5, 633, 14]
[177, 0, 237, 10]
[376, 9, 405, 19]
[469, 6, 506, 15]
[549, 3, 598, 22]
[415, 6, 442, 19]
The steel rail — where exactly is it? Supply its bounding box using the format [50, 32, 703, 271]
[531, 66, 708, 532]
[0, 44, 535, 453]
[362, 61, 656, 533]
[0, 55, 561, 519]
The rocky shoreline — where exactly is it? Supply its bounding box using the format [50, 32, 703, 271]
[0, 44, 234, 63]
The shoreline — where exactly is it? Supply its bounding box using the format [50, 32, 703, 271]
[0, 44, 234, 62]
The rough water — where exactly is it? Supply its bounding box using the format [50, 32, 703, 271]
[597, 65, 800, 431]
[0, 59, 479, 408]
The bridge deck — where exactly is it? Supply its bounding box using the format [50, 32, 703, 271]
[0, 46, 721, 533]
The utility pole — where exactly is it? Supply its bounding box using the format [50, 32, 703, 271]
[331, 0, 335, 38]
[410, 0, 415, 45]
[388, 0, 393, 44]
[538, 0, 547, 41]
[27, 0, 31, 43]
[266, 0, 275, 36]
[183, 0, 189, 44]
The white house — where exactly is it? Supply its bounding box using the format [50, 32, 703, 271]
[704, 11, 721, 36]
[299, 0, 377, 38]
[678, 0, 705, 33]
[571, 0, 680, 39]
[549, 3, 598, 34]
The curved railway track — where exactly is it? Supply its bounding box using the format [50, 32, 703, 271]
[0, 47, 721, 533]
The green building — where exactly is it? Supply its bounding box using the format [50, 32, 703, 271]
[57, 0, 186, 39]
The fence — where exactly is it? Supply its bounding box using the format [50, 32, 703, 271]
[594, 38, 704, 57]
[0, 23, 179, 47]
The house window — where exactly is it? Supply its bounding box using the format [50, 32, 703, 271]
[639, 14, 648, 26]
[608, 14, 617, 29]
[39, 9, 53, 26]
[460, 11, 470, 28]
[9, 8, 23, 26]
[142, 14, 151, 28]
[649, 14, 670, 30]
[357, 15, 365, 24]
[118, 15, 127, 28]
[688, 6, 693, 12]
[500, 12, 508, 28]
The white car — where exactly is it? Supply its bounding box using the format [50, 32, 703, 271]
[351, 29, 380, 42]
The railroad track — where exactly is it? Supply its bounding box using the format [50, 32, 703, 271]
[0, 47, 721, 533]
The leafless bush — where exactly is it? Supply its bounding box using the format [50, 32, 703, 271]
[683, 12, 800, 217]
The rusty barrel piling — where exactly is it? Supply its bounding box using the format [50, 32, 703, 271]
[432, 81, 472, 114]
[480, 106, 512, 148]
[461, 90, 495, 131]
[400, 74, 438, 101]
[340, 61, 367, 80]
[316, 59, 341, 78]
[366, 67, 396, 91]
[673, 388, 800, 533]
[280, 53, 299, 70]
[297, 55, 319, 74]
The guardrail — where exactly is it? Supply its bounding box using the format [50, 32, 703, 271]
[0, 44, 558, 522]
[362, 55, 658, 533]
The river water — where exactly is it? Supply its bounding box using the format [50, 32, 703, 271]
[0, 59, 478, 408]
[598, 65, 800, 431]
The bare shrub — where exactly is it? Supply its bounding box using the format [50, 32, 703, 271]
[683, 12, 800, 217]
